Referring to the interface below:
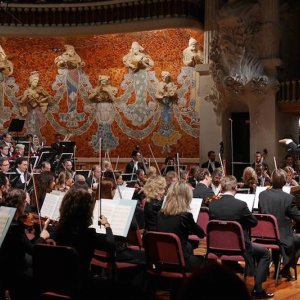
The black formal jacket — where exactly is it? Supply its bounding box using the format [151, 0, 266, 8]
[125, 160, 146, 174]
[144, 199, 163, 231]
[201, 160, 221, 174]
[286, 141, 300, 154]
[0, 220, 45, 286]
[209, 194, 257, 275]
[193, 182, 215, 206]
[157, 212, 205, 259]
[53, 227, 115, 285]
[258, 188, 300, 264]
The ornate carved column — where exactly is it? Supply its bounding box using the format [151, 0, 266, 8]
[204, 0, 222, 64]
[259, 0, 281, 76]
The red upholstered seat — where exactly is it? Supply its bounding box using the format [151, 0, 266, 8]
[206, 220, 247, 281]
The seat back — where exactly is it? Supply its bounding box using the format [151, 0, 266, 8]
[143, 231, 187, 276]
[206, 220, 246, 256]
[251, 213, 280, 242]
[127, 227, 144, 250]
[197, 207, 209, 235]
[33, 244, 80, 299]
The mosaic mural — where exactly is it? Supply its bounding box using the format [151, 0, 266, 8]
[0, 29, 203, 158]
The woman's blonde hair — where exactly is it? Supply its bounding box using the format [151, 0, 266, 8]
[144, 175, 166, 202]
[147, 166, 157, 178]
[162, 182, 192, 216]
[242, 167, 258, 185]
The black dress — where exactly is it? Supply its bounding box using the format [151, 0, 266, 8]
[157, 211, 205, 271]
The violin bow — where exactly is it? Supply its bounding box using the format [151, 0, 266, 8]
[98, 138, 102, 226]
[273, 156, 278, 170]
[106, 151, 122, 199]
[176, 153, 180, 178]
[114, 155, 120, 172]
[24, 142, 32, 192]
[148, 144, 161, 176]
[219, 152, 225, 175]
[30, 164, 43, 232]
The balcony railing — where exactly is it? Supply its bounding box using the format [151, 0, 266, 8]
[278, 79, 300, 102]
[0, 0, 204, 27]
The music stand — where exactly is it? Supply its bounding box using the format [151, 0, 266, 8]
[59, 141, 75, 154]
[8, 119, 25, 142]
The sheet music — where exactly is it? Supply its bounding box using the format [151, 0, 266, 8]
[41, 193, 64, 221]
[91, 198, 137, 237]
[189, 198, 203, 222]
[235, 193, 255, 212]
[0, 206, 16, 247]
[113, 186, 135, 200]
[0, 213, 9, 239]
[282, 186, 291, 194]
[253, 186, 268, 209]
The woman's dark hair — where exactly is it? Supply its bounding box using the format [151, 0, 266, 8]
[57, 188, 94, 233]
[31, 171, 55, 209]
[5, 188, 26, 217]
[95, 177, 116, 200]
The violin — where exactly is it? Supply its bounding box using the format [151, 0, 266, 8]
[20, 212, 48, 228]
[203, 194, 222, 205]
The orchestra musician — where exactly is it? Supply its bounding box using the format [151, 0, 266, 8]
[157, 181, 205, 271]
[239, 166, 258, 193]
[86, 165, 101, 189]
[9, 144, 25, 161]
[143, 175, 167, 231]
[192, 168, 215, 206]
[209, 176, 273, 299]
[11, 157, 31, 190]
[1, 133, 14, 157]
[201, 151, 221, 174]
[125, 150, 147, 175]
[0, 143, 10, 158]
[259, 169, 300, 281]
[0, 157, 10, 174]
[51, 188, 115, 299]
[0, 188, 50, 300]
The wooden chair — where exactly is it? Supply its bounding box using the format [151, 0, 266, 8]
[206, 220, 247, 281]
[251, 213, 297, 286]
[32, 244, 80, 300]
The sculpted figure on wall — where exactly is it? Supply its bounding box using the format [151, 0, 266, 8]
[0, 45, 13, 79]
[183, 37, 203, 67]
[123, 42, 154, 72]
[54, 44, 85, 69]
[89, 75, 118, 104]
[19, 71, 53, 116]
[152, 71, 181, 153]
[89, 75, 119, 151]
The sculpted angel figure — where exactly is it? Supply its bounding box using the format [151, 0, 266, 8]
[123, 41, 154, 72]
[183, 37, 203, 67]
[89, 75, 119, 151]
[153, 71, 180, 152]
[0, 45, 13, 78]
[19, 71, 53, 116]
[88, 75, 118, 103]
[54, 44, 85, 69]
